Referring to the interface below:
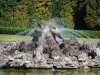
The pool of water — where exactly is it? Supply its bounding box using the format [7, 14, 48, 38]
[0, 69, 100, 75]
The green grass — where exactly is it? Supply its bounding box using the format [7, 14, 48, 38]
[0, 34, 32, 42]
[79, 38, 100, 42]
[0, 34, 100, 42]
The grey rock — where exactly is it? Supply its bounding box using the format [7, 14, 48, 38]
[78, 53, 88, 62]
[0, 38, 100, 69]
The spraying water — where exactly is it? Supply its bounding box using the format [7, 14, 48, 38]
[16, 18, 98, 40]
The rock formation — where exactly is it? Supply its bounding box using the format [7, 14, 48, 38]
[0, 38, 100, 69]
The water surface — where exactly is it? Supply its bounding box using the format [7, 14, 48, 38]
[0, 69, 100, 75]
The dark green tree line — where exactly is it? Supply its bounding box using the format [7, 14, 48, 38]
[0, 0, 100, 30]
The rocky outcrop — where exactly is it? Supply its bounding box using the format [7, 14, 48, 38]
[0, 38, 100, 69]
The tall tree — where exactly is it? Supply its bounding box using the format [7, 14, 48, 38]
[86, 0, 100, 30]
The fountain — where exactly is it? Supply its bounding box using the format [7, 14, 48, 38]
[0, 19, 100, 69]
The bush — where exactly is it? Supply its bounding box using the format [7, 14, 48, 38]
[0, 27, 26, 34]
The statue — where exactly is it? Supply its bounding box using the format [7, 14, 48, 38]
[38, 20, 64, 49]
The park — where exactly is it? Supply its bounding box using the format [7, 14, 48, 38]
[0, 0, 100, 75]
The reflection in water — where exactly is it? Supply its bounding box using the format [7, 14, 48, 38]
[0, 69, 100, 75]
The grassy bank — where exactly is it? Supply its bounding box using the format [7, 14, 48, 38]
[0, 34, 32, 42]
[0, 34, 100, 42]
[79, 38, 100, 42]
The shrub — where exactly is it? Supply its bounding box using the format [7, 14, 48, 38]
[0, 27, 26, 34]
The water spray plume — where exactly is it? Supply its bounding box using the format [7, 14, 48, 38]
[17, 19, 98, 39]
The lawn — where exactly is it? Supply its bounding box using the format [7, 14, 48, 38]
[0, 34, 100, 42]
[79, 38, 100, 42]
[0, 34, 32, 42]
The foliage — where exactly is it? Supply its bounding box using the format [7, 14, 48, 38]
[73, 0, 100, 30]
[0, 27, 26, 34]
[0, 0, 100, 30]
[85, 0, 100, 30]
[0, 0, 29, 28]
[0, 15, 18, 27]
[33, 0, 52, 22]
[58, 0, 76, 29]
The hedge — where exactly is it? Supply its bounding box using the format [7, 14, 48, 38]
[0, 27, 27, 35]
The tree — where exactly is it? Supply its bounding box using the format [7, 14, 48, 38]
[85, 0, 100, 30]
